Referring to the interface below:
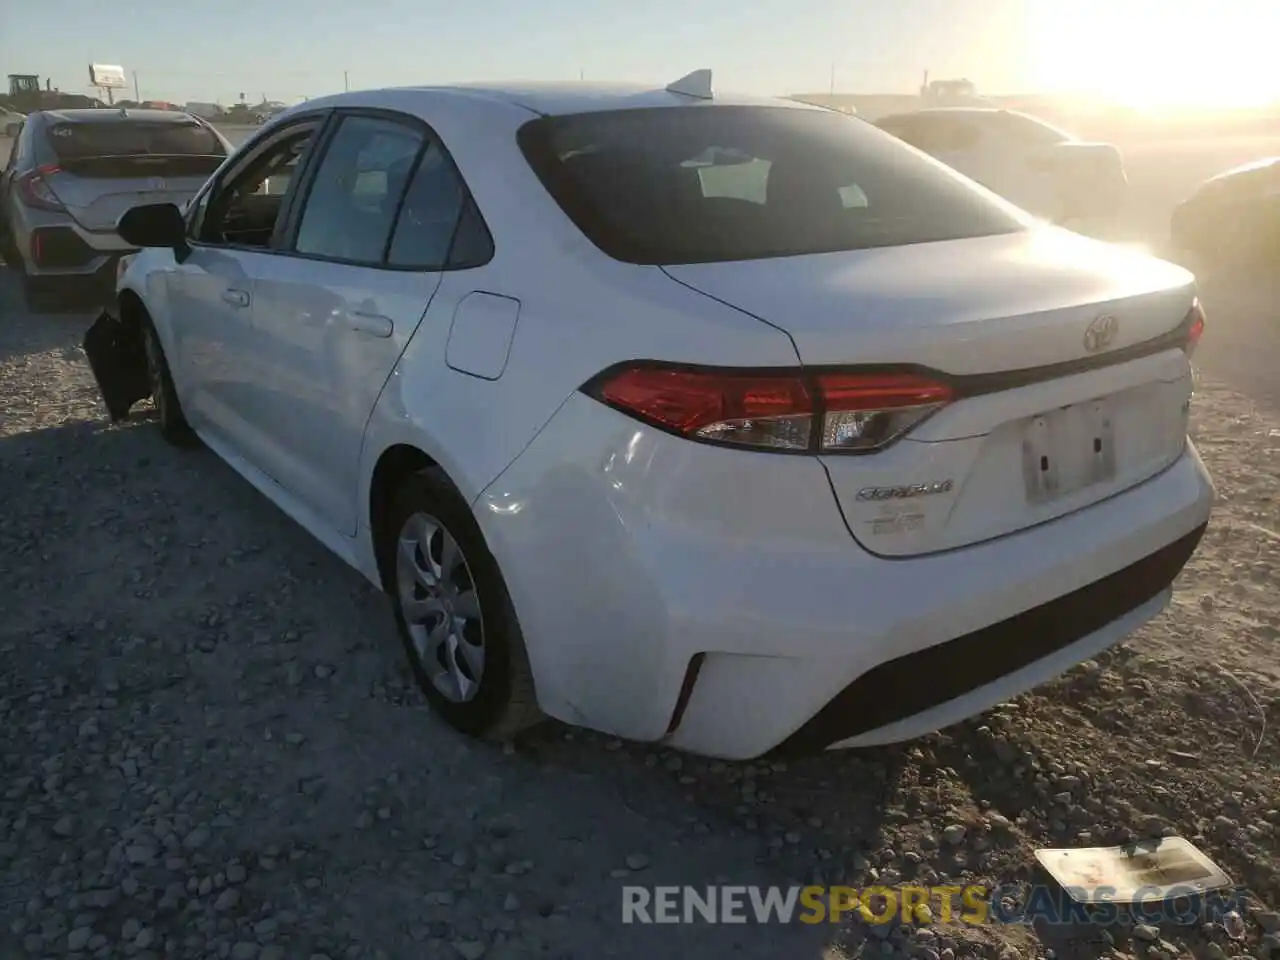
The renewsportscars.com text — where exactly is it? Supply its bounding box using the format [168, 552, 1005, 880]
[621, 884, 1251, 926]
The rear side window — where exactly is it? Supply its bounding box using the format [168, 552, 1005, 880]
[294, 115, 425, 265]
[878, 114, 979, 153]
[46, 120, 225, 160]
[518, 106, 1024, 265]
[386, 142, 466, 268]
[292, 112, 493, 271]
[987, 111, 1073, 146]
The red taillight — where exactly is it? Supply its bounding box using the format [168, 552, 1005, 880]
[589, 364, 952, 454]
[17, 164, 65, 213]
[1184, 298, 1206, 356]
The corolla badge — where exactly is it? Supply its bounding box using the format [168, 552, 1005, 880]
[855, 479, 954, 502]
[1083, 314, 1119, 353]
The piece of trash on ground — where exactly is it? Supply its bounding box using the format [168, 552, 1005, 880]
[1034, 836, 1232, 904]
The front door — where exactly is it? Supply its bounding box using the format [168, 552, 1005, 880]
[166, 119, 325, 470]
[247, 112, 476, 535]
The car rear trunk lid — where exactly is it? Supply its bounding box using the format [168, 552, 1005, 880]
[664, 227, 1198, 556]
[42, 117, 225, 231]
[46, 161, 217, 232]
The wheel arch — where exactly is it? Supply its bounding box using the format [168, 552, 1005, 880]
[116, 286, 149, 331]
[368, 443, 440, 591]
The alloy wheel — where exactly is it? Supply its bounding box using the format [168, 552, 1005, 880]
[395, 511, 486, 703]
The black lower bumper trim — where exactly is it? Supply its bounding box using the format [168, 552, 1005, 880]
[776, 523, 1208, 754]
[25, 257, 123, 310]
[30, 226, 97, 269]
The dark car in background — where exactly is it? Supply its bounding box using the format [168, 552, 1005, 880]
[0, 108, 231, 312]
[1171, 156, 1280, 272]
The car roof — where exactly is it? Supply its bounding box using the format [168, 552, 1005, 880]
[36, 108, 201, 125]
[295, 80, 826, 120]
[878, 107, 1015, 122]
[1209, 155, 1280, 181]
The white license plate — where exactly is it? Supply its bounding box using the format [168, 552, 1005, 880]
[1021, 398, 1117, 505]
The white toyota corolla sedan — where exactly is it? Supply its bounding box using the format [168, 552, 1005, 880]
[84, 71, 1213, 760]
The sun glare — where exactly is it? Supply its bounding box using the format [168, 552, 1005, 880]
[1030, 0, 1280, 110]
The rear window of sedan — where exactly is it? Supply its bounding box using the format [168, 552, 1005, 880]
[46, 119, 225, 161]
[517, 105, 1027, 266]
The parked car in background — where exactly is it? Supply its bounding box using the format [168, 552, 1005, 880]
[1171, 156, 1280, 272]
[184, 102, 226, 121]
[1, 107, 25, 138]
[874, 107, 1128, 230]
[85, 76, 1210, 760]
[253, 102, 289, 124]
[0, 107, 232, 311]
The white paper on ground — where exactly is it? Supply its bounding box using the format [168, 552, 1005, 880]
[1034, 836, 1232, 903]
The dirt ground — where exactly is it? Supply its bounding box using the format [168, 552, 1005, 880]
[0, 128, 1278, 960]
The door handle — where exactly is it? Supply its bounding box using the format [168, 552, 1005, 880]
[350, 310, 394, 338]
[221, 288, 250, 308]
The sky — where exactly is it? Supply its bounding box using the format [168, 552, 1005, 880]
[2, 0, 1277, 109]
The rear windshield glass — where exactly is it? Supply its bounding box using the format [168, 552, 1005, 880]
[990, 111, 1074, 145]
[517, 106, 1027, 265]
[46, 120, 225, 161]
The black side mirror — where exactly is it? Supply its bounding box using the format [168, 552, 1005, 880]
[117, 203, 190, 262]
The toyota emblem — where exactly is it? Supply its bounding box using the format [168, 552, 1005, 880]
[1083, 314, 1119, 353]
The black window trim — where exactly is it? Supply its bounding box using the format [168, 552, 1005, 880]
[184, 111, 333, 254]
[275, 105, 496, 273]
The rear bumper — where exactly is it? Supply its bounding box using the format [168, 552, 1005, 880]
[11, 205, 136, 279]
[476, 394, 1214, 759]
[1060, 179, 1127, 223]
[23, 258, 122, 309]
[780, 521, 1203, 754]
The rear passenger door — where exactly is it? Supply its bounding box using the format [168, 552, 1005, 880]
[249, 109, 485, 536]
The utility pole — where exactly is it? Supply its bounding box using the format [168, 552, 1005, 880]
[344, 71, 349, 92]
[132, 70, 140, 103]
[829, 63, 835, 95]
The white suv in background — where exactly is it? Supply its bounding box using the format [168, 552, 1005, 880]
[876, 107, 1129, 230]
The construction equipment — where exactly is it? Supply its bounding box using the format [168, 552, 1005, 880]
[918, 72, 989, 108]
[1, 74, 104, 114]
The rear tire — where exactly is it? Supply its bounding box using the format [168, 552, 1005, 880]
[140, 317, 198, 447]
[384, 467, 542, 741]
[0, 226, 19, 270]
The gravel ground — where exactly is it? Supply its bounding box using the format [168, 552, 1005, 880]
[1, 261, 1278, 960]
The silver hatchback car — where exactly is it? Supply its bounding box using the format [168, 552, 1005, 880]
[0, 108, 231, 312]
